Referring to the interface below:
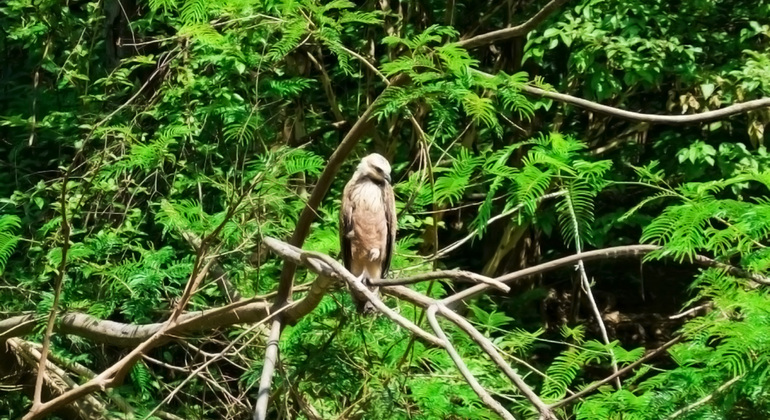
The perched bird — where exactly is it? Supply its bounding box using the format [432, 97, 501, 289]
[340, 153, 397, 313]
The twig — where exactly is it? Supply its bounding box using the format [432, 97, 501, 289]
[669, 303, 712, 320]
[429, 190, 566, 260]
[564, 194, 620, 389]
[457, 0, 570, 49]
[371, 269, 510, 292]
[426, 306, 516, 420]
[662, 374, 744, 420]
[551, 335, 682, 409]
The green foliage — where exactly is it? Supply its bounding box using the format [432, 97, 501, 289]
[3, 0, 770, 419]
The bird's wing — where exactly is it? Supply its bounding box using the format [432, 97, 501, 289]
[340, 181, 354, 271]
[381, 183, 397, 278]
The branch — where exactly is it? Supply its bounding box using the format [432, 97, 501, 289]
[457, 0, 569, 49]
[471, 69, 770, 125]
[254, 318, 282, 420]
[429, 190, 566, 260]
[263, 237, 442, 347]
[442, 244, 770, 305]
[663, 374, 744, 420]
[521, 84, 770, 125]
[262, 237, 554, 418]
[180, 230, 241, 302]
[0, 300, 270, 346]
[371, 269, 510, 292]
[435, 304, 556, 419]
[550, 335, 682, 409]
[425, 306, 516, 420]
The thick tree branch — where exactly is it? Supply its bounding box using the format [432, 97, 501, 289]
[457, 0, 570, 49]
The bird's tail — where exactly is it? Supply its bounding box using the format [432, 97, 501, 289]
[353, 274, 378, 315]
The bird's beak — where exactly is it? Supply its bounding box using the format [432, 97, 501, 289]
[385, 173, 392, 184]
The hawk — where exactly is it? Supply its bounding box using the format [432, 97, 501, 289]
[340, 153, 397, 313]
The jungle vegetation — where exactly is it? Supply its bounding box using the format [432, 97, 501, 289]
[2, 0, 770, 419]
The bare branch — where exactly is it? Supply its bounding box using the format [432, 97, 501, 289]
[521, 84, 770, 125]
[371, 269, 510, 292]
[253, 318, 282, 420]
[263, 238, 442, 346]
[457, 0, 570, 49]
[430, 190, 566, 260]
[425, 306, 516, 420]
[435, 304, 556, 419]
[442, 244, 770, 305]
[471, 69, 770, 125]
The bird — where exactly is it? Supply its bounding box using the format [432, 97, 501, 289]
[340, 153, 397, 314]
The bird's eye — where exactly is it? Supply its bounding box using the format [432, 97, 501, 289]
[375, 167, 384, 173]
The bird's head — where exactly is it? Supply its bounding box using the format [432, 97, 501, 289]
[357, 153, 392, 185]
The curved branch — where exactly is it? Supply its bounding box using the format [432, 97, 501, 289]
[520, 85, 770, 125]
[457, 0, 570, 49]
[472, 69, 770, 125]
[263, 238, 443, 347]
[442, 244, 770, 305]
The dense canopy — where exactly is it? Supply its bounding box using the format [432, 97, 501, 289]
[2, 0, 770, 419]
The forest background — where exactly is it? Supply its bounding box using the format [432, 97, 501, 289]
[2, 0, 770, 419]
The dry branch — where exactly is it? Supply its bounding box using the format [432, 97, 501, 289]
[425, 306, 516, 420]
[457, 0, 570, 49]
[263, 237, 442, 347]
[435, 304, 555, 419]
[371, 269, 510, 292]
[442, 244, 770, 305]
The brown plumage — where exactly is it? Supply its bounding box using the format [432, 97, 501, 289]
[340, 153, 397, 313]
